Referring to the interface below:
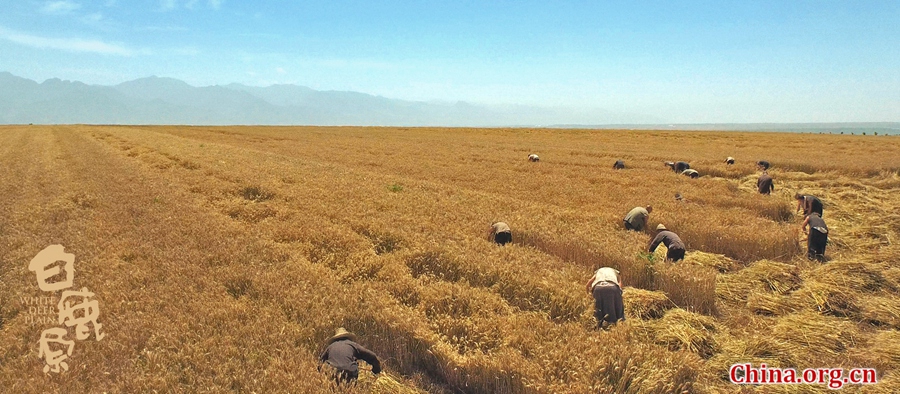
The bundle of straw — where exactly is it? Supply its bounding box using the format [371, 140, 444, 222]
[648, 309, 719, 358]
[370, 372, 427, 394]
[624, 288, 675, 320]
[745, 292, 800, 317]
[683, 251, 738, 273]
[717, 260, 801, 303]
[770, 312, 858, 367]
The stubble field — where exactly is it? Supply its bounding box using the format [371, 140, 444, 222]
[1, 125, 899, 393]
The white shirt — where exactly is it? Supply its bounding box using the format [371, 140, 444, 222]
[491, 222, 511, 234]
[591, 267, 619, 288]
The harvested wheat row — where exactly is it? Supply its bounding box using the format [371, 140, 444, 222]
[746, 292, 801, 317]
[717, 260, 802, 303]
[684, 250, 739, 273]
[624, 288, 675, 320]
[770, 312, 859, 367]
[643, 309, 720, 358]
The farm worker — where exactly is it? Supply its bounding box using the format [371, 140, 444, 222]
[795, 193, 824, 217]
[682, 169, 700, 179]
[802, 212, 828, 261]
[757, 171, 774, 194]
[648, 224, 686, 262]
[623, 205, 652, 232]
[757, 160, 771, 170]
[585, 267, 624, 327]
[528, 154, 540, 162]
[665, 161, 690, 173]
[724, 157, 735, 165]
[488, 222, 512, 246]
[613, 160, 625, 169]
[319, 328, 382, 384]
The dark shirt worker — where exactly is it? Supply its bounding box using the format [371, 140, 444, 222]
[757, 172, 774, 194]
[665, 161, 690, 173]
[319, 328, 382, 383]
[802, 212, 828, 262]
[795, 194, 824, 217]
[648, 224, 686, 262]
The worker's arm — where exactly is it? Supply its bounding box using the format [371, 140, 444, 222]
[354, 344, 382, 374]
[796, 199, 803, 212]
[648, 233, 663, 252]
[801, 216, 810, 234]
[586, 274, 596, 294]
[317, 348, 328, 371]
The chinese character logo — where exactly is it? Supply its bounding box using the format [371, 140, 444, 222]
[37, 328, 75, 373]
[28, 245, 106, 374]
[28, 244, 75, 292]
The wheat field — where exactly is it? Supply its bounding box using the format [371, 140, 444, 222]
[1, 125, 899, 393]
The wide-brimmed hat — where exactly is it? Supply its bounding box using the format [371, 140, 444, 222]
[656, 224, 667, 231]
[327, 327, 357, 344]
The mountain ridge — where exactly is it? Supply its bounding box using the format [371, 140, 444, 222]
[0, 72, 662, 126]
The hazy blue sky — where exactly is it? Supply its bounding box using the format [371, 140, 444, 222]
[1, 1, 898, 123]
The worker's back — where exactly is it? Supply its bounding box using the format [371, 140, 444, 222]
[806, 195, 824, 216]
[651, 230, 685, 250]
[757, 173, 774, 194]
[624, 207, 648, 228]
[682, 169, 699, 178]
[808, 213, 827, 232]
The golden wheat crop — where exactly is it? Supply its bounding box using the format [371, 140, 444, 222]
[1, 125, 898, 393]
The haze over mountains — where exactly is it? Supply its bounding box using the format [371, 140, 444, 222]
[0, 72, 659, 126]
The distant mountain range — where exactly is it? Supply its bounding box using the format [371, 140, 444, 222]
[0, 72, 661, 126]
[552, 122, 900, 135]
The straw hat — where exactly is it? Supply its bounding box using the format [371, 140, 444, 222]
[327, 327, 357, 344]
[656, 224, 667, 231]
